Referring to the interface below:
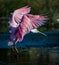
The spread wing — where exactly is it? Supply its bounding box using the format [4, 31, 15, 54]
[12, 6, 31, 24]
[16, 14, 48, 41]
[9, 6, 31, 28]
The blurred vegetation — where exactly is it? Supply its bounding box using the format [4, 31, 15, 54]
[0, 0, 59, 32]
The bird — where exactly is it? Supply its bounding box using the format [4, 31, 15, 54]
[8, 6, 48, 51]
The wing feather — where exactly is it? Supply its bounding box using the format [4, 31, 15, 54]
[17, 14, 48, 41]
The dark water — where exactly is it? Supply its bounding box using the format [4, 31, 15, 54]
[0, 31, 59, 48]
[0, 47, 59, 65]
[0, 31, 59, 65]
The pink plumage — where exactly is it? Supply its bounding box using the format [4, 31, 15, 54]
[8, 6, 48, 46]
[15, 14, 48, 42]
[9, 6, 31, 27]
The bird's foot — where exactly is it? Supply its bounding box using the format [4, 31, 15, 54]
[8, 41, 13, 46]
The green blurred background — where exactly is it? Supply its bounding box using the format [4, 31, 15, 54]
[0, 1, 59, 65]
[0, 0, 59, 32]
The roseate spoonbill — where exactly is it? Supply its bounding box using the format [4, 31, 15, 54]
[8, 6, 48, 53]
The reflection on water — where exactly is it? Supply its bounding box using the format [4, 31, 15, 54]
[0, 47, 59, 65]
[0, 31, 59, 65]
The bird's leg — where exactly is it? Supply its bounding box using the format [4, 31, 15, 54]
[11, 43, 19, 59]
[31, 29, 47, 36]
[39, 31, 47, 36]
[12, 40, 19, 54]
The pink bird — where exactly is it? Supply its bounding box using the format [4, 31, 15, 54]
[8, 6, 48, 47]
